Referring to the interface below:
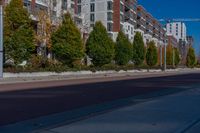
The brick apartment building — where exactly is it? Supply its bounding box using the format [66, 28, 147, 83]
[2, 0, 81, 57]
[166, 22, 192, 64]
[3, 0, 167, 47]
[167, 35, 179, 48]
[2, 0, 77, 19]
[78, 0, 167, 46]
[166, 22, 187, 43]
[187, 36, 194, 46]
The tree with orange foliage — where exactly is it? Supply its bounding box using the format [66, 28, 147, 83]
[166, 44, 173, 66]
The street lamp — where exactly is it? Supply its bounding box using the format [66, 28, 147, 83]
[164, 40, 167, 71]
[160, 44, 162, 67]
[0, 4, 3, 78]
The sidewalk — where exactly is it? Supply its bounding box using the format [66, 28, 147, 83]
[33, 84, 200, 133]
[0, 68, 199, 85]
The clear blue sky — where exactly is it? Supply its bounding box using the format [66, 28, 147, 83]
[138, 0, 200, 55]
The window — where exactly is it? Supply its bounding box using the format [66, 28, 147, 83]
[107, 23, 113, 31]
[90, 3, 95, 12]
[131, 27, 133, 34]
[90, 14, 95, 22]
[62, 0, 67, 10]
[78, 0, 81, 3]
[53, 0, 57, 7]
[90, 24, 95, 27]
[107, 12, 113, 21]
[71, 4, 74, 9]
[78, 5, 81, 14]
[107, 1, 113, 10]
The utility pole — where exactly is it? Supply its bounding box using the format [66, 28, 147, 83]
[160, 45, 162, 67]
[172, 47, 175, 67]
[164, 42, 167, 71]
[0, 5, 3, 78]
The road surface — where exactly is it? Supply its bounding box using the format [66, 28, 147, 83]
[0, 72, 200, 133]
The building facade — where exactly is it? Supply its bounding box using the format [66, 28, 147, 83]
[2, 0, 80, 58]
[166, 22, 191, 64]
[167, 35, 179, 48]
[3, 0, 76, 20]
[166, 22, 187, 42]
[187, 36, 194, 46]
[78, 0, 166, 46]
[3, 0, 167, 46]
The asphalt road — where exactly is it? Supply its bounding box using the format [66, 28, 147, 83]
[0, 72, 200, 128]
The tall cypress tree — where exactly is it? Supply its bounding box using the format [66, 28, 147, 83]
[174, 48, 180, 66]
[4, 0, 35, 64]
[166, 44, 173, 65]
[115, 31, 132, 65]
[132, 32, 145, 66]
[146, 41, 158, 67]
[186, 47, 196, 67]
[86, 21, 115, 66]
[51, 13, 84, 67]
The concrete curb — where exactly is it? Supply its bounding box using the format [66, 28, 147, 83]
[2, 68, 194, 78]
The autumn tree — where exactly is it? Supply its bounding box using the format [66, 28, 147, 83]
[4, 0, 35, 64]
[36, 10, 53, 58]
[51, 13, 84, 67]
[166, 44, 173, 66]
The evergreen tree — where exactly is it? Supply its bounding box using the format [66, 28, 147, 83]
[186, 47, 196, 67]
[174, 48, 180, 66]
[132, 32, 145, 66]
[4, 0, 35, 64]
[146, 41, 158, 67]
[51, 13, 84, 67]
[166, 44, 173, 65]
[115, 31, 132, 65]
[86, 21, 115, 66]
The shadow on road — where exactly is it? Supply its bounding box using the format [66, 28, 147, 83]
[0, 73, 199, 129]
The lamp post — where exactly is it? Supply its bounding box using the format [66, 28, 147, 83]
[160, 44, 162, 67]
[164, 40, 167, 71]
[0, 5, 3, 78]
[173, 47, 175, 67]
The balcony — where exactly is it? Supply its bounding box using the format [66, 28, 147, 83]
[34, 0, 48, 7]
